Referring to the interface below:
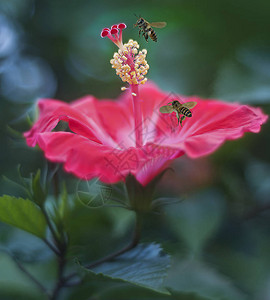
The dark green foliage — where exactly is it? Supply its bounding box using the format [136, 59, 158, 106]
[85, 243, 170, 293]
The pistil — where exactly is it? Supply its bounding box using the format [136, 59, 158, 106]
[101, 24, 149, 148]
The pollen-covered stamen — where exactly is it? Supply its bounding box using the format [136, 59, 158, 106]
[101, 25, 145, 148]
[100, 23, 126, 48]
[110, 39, 148, 85]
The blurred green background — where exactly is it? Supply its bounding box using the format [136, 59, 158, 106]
[0, 0, 270, 299]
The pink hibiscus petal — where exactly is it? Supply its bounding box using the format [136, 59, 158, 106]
[167, 100, 268, 157]
[25, 98, 103, 146]
[24, 82, 268, 186]
[68, 95, 134, 147]
[37, 132, 136, 183]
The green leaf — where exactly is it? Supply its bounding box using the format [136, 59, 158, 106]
[59, 182, 75, 222]
[0, 195, 47, 239]
[68, 281, 208, 300]
[31, 170, 47, 206]
[82, 243, 170, 294]
[68, 277, 209, 300]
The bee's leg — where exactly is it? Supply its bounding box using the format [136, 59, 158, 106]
[176, 111, 180, 126]
[138, 29, 142, 36]
[180, 116, 186, 127]
[144, 33, 148, 42]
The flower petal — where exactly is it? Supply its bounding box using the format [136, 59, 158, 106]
[24, 97, 103, 146]
[167, 99, 268, 157]
[24, 82, 267, 186]
[36, 132, 183, 185]
[119, 82, 179, 144]
[37, 132, 136, 183]
[96, 101, 134, 147]
[135, 143, 184, 185]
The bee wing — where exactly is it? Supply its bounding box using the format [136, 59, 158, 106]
[149, 22, 167, 28]
[182, 101, 197, 109]
[159, 105, 174, 113]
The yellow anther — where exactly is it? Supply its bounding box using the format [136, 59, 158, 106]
[141, 78, 147, 84]
[132, 78, 138, 85]
[110, 39, 148, 85]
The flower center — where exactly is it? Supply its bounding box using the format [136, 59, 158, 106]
[110, 39, 148, 85]
[101, 23, 147, 148]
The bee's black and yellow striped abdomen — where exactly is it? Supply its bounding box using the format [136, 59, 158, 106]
[180, 107, 192, 117]
[149, 28, 157, 42]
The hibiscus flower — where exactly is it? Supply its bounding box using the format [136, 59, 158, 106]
[24, 23, 268, 186]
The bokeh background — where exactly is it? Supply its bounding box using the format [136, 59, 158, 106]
[0, 0, 270, 299]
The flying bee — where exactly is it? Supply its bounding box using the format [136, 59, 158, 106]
[159, 100, 197, 127]
[134, 17, 167, 42]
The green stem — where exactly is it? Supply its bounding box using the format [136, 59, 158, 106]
[50, 254, 66, 300]
[40, 203, 68, 300]
[42, 238, 60, 256]
[41, 206, 61, 251]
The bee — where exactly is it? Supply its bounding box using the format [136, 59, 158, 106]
[159, 100, 197, 126]
[134, 17, 167, 42]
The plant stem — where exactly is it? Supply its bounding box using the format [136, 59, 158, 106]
[42, 238, 60, 256]
[50, 254, 66, 300]
[41, 206, 61, 251]
[40, 204, 68, 300]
